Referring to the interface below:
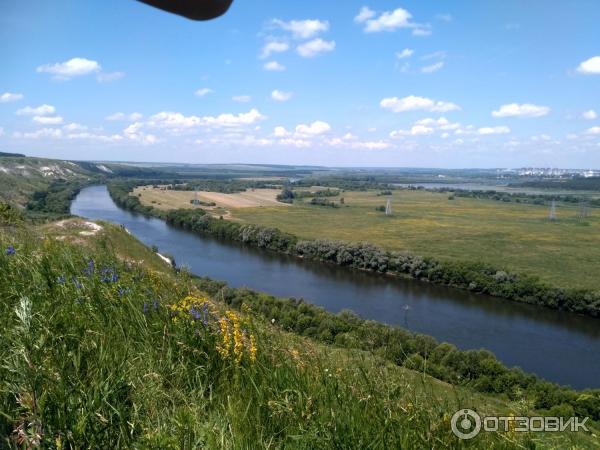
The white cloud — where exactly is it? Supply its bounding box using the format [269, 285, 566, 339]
[260, 41, 290, 59]
[380, 95, 460, 113]
[97, 71, 125, 83]
[264, 61, 286, 71]
[478, 126, 510, 135]
[297, 38, 336, 58]
[411, 26, 432, 37]
[195, 88, 213, 97]
[37, 57, 101, 80]
[362, 8, 412, 32]
[106, 112, 143, 121]
[576, 56, 600, 75]
[149, 109, 266, 130]
[390, 125, 434, 138]
[33, 115, 64, 125]
[16, 104, 55, 116]
[582, 110, 598, 120]
[492, 103, 550, 118]
[396, 48, 414, 59]
[18, 128, 63, 139]
[271, 90, 293, 102]
[63, 122, 88, 132]
[421, 61, 444, 73]
[295, 121, 331, 136]
[0, 92, 23, 103]
[273, 126, 289, 137]
[586, 126, 600, 135]
[232, 95, 251, 103]
[272, 19, 329, 39]
[354, 6, 376, 23]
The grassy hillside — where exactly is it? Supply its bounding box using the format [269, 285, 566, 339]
[0, 156, 95, 207]
[228, 190, 600, 291]
[0, 219, 598, 448]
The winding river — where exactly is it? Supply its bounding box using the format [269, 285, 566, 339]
[71, 185, 600, 389]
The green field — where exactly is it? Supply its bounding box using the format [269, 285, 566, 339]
[231, 190, 600, 290]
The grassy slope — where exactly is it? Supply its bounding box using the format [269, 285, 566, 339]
[0, 156, 95, 207]
[0, 221, 598, 448]
[229, 190, 600, 291]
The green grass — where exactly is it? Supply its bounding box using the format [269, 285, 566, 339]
[231, 190, 600, 290]
[1, 223, 598, 448]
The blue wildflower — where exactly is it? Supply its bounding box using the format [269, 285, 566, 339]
[152, 300, 159, 311]
[72, 276, 83, 289]
[143, 302, 148, 315]
[57, 275, 66, 285]
[5, 245, 15, 256]
[190, 305, 202, 321]
[83, 259, 95, 277]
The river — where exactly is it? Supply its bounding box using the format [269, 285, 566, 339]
[71, 185, 600, 389]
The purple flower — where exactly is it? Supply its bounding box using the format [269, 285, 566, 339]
[5, 245, 15, 256]
[190, 305, 202, 321]
[83, 259, 95, 277]
[143, 302, 148, 315]
[72, 276, 83, 289]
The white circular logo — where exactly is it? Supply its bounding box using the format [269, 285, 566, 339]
[451, 409, 482, 440]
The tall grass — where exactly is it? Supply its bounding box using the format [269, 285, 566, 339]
[0, 228, 582, 449]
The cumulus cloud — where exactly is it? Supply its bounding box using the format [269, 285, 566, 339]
[396, 48, 414, 59]
[195, 88, 213, 97]
[380, 95, 460, 113]
[232, 95, 251, 103]
[582, 110, 598, 120]
[264, 61, 286, 71]
[271, 90, 293, 102]
[586, 126, 600, 135]
[97, 71, 125, 83]
[295, 121, 331, 136]
[16, 128, 63, 139]
[16, 104, 55, 116]
[576, 56, 600, 75]
[421, 61, 444, 73]
[148, 109, 266, 130]
[0, 92, 23, 103]
[361, 7, 412, 32]
[260, 41, 290, 59]
[272, 19, 329, 39]
[37, 57, 101, 80]
[478, 126, 510, 135]
[297, 38, 336, 58]
[492, 103, 550, 118]
[105, 112, 143, 121]
[354, 6, 376, 23]
[273, 126, 289, 137]
[390, 125, 434, 138]
[33, 115, 64, 125]
[357, 7, 429, 35]
[63, 123, 88, 132]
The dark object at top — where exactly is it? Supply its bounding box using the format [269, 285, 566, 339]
[138, 0, 234, 20]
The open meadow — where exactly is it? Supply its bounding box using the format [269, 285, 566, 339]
[128, 186, 600, 290]
[230, 190, 600, 291]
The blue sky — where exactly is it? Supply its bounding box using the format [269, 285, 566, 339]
[1, 0, 599, 168]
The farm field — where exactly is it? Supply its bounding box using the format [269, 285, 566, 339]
[229, 189, 600, 291]
[133, 186, 287, 211]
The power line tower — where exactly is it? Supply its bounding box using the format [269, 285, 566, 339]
[548, 199, 557, 221]
[385, 198, 392, 216]
[192, 186, 200, 205]
[577, 200, 590, 220]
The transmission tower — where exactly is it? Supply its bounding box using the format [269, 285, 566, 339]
[549, 199, 556, 221]
[385, 198, 392, 216]
[577, 200, 590, 220]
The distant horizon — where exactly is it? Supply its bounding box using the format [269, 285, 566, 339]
[2, 1, 599, 167]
